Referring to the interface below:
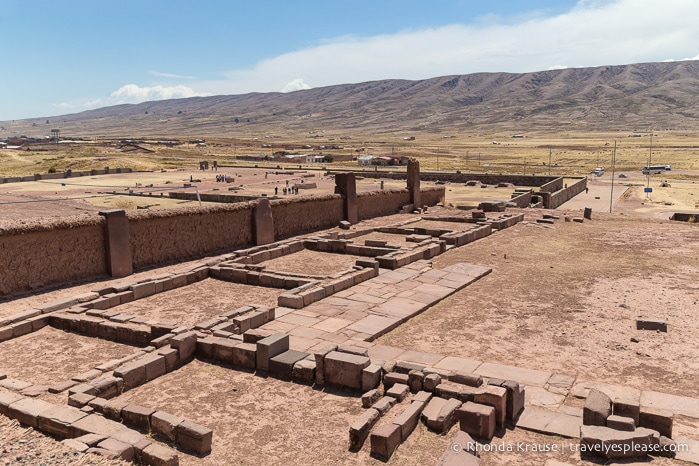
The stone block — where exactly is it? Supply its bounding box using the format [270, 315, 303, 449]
[103, 399, 129, 421]
[231, 342, 257, 369]
[253, 198, 274, 245]
[69, 414, 128, 438]
[141, 354, 167, 382]
[362, 364, 382, 391]
[0, 391, 24, 416]
[450, 371, 483, 387]
[422, 397, 462, 433]
[324, 351, 370, 390]
[424, 373, 442, 392]
[68, 392, 96, 408]
[386, 383, 410, 402]
[269, 350, 309, 380]
[158, 348, 178, 372]
[584, 389, 612, 426]
[97, 438, 134, 462]
[313, 343, 337, 385]
[113, 360, 146, 391]
[636, 319, 667, 332]
[211, 338, 239, 364]
[176, 420, 213, 455]
[291, 358, 316, 383]
[393, 401, 425, 441]
[613, 397, 640, 426]
[7, 397, 54, 428]
[152, 411, 184, 443]
[408, 370, 424, 392]
[349, 408, 380, 450]
[242, 328, 273, 343]
[169, 331, 197, 364]
[502, 380, 525, 421]
[639, 407, 673, 438]
[372, 396, 397, 416]
[370, 423, 402, 461]
[141, 443, 180, 466]
[580, 425, 659, 459]
[122, 404, 156, 432]
[362, 389, 383, 408]
[473, 385, 507, 428]
[458, 402, 496, 440]
[37, 404, 88, 437]
[99, 209, 133, 278]
[413, 390, 433, 406]
[131, 281, 156, 300]
[607, 414, 636, 432]
[256, 333, 289, 372]
[383, 372, 409, 389]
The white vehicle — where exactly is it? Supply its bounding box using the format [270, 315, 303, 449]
[642, 165, 666, 175]
[665, 165, 672, 170]
[593, 167, 605, 176]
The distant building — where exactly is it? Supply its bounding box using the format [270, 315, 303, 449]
[358, 156, 374, 166]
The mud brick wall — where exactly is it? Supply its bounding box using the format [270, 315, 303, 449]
[0, 218, 106, 295]
[547, 177, 588, 209]
[128, 204, 254, 269]
[420, 187, 446, 206]
[357, 190, 411, 219]
[270, 195, 344, 238]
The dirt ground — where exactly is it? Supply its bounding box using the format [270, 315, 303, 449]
[112, 278, 282, 327]
[1, 165, 699, 465]
[262, 249, 365, 277]
[379, 210, 699, 399]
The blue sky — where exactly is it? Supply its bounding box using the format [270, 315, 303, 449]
[1, 0, 698, 121]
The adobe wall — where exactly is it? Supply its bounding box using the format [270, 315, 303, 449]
[270, 195, 344, 239]
[0, 186, 446, 295]
[0, 218, 106, 295]
[357, 190, 411, 220]
[128, 204, 254, 269]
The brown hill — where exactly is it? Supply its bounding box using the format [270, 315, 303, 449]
[5, 60, 699, 137]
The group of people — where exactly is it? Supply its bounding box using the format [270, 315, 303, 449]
[275, 186, 299, 195]
[215, 174, 229, 182]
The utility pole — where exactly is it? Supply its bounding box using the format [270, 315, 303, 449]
[548, 147, 552, 176]
[647, 132, 653, 194]
[610, 140, 617, 213]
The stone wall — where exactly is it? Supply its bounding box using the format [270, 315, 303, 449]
[128, 205, 254, 269]
[357, 190, 411, 220]
[540, 177, 564, 193]
[0, 187, 446, 296]
[270, 195, 345, 239]
[338, 170, 559, 187]
[548, 177, 588, 209]
[0, 218, 106, 295]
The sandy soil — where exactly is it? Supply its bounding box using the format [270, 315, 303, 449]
[262, 249, 365, 276]
[0, 327, 135, 387]
[379, 210, 699, 399]
[114, 278, 282, 327]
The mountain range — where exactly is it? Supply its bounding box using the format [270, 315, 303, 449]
[4, 61, 699, 137]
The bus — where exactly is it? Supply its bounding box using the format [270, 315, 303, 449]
[642, 165, 666, 175]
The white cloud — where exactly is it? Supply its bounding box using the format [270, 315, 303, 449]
[86, 84, 210, 108]
[149, 71, 196, 79]
[193, 0, 699, 97]
[280, 79, 311, 93]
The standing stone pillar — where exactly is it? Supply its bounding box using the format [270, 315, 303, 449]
[334, 173, 358, 224]
[99, 209, 133, 278]
[253, 198, 275, 245]
[407, 159, 421, 208]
